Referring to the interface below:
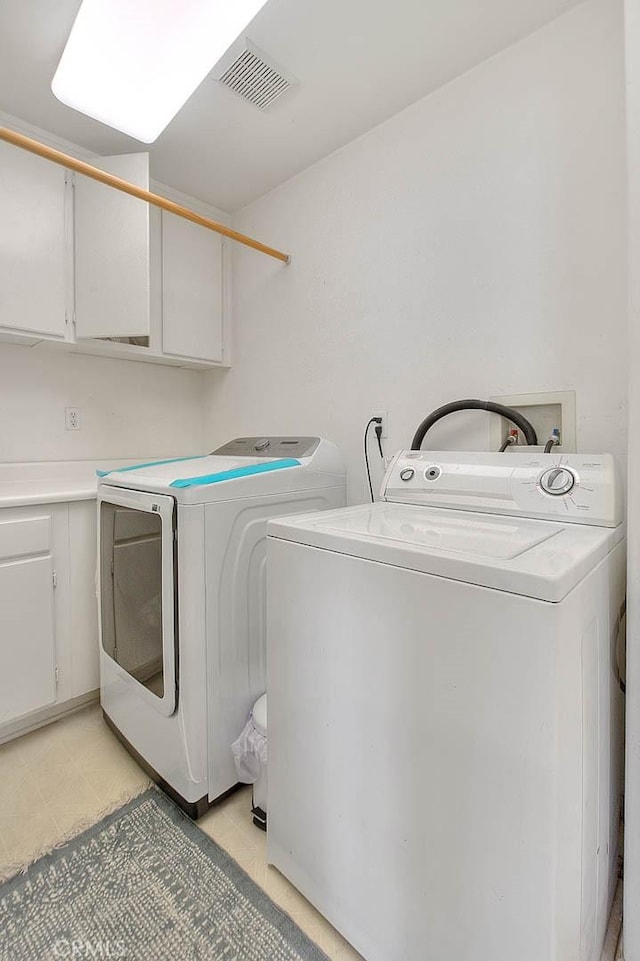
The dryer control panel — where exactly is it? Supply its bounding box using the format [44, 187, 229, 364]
[211, 437, 320, 458]
[383, 451, 622, 528]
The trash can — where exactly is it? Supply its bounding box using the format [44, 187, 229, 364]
[231, 693, 268, 830]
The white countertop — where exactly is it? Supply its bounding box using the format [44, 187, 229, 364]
[0, 458, 175, 508]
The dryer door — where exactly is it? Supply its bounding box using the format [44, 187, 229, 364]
[98, 486, 177, 717]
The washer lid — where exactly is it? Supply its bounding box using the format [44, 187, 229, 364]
[267, 503, 624, 602]
[314, 504, 561, 560]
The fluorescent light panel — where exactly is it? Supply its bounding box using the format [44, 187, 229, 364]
[52, 0, 269, 143]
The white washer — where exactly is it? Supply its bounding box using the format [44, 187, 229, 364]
[266, 450, 625, 961]
[97, 436, 345, 817]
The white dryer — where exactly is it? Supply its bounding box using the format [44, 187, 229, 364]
[266, 450, 625, 961]
[97, 436, 345, 817]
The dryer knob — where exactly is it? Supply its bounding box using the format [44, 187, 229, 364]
[254, 438, 271, 451]
[399, 468, 415, 482]
[540, 467, 576, 496]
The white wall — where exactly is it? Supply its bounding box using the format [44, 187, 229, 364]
[204, 0, 627, 503]
[0, 344, 205, 462]
[624, 0, 640, 955]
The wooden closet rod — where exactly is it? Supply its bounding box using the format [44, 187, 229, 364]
[0, 126, 291, 264]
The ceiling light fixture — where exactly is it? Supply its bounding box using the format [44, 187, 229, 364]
[52, 0, 270, 144]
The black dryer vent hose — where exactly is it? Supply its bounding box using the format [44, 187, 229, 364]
[410, 399, 538, 450]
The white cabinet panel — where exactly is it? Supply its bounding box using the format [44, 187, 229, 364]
[0, 141, 67, 338]
[0, 500, 101, 742]
[162, 211, 224, 362]
[74, 153, 150, 339]
[68, 501, 99, 698]
[0, 514, 50, 559]
[0, 555, 56, 724]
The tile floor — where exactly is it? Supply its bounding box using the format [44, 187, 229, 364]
[0, 704, 149, 874]
[0, 704, 363, 961]
[0, 704, 624, 961]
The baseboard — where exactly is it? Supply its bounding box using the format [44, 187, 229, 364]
[0, 690, 99, 745]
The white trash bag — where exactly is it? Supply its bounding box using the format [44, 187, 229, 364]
[232, 697, 267, 784]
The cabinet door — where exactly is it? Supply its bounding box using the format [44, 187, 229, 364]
[162, 211, 224, 362]
[0, 140, 67, 338]
[0, 514, 56, 724]
[74, 153, 150, 339]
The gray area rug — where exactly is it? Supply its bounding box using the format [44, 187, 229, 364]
[0, 788, 329, 961]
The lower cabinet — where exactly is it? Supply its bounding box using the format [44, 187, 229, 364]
[0, 526, 56, 725]
[0, 501, 99, 742]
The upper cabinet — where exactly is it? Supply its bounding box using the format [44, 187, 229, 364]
[0, 133, 231, 368]
[71, 171, 230, 366]
[162, 210, 224, 363]
[0, 140, 67, 339]
[74, 153, 151, 340]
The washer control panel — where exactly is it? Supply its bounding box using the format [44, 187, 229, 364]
[211, 437, 321, 458]
[382, 451, 621, 527]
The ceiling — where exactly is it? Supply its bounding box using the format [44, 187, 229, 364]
[0, 0, 584, 212]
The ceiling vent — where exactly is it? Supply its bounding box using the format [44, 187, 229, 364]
[212, 41, 294, 110]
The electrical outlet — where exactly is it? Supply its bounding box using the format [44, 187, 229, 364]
[65, 407, 80, 430]
[372, 410, 389, 439]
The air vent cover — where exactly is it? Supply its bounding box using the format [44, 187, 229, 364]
[215, 44, 293, 110]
